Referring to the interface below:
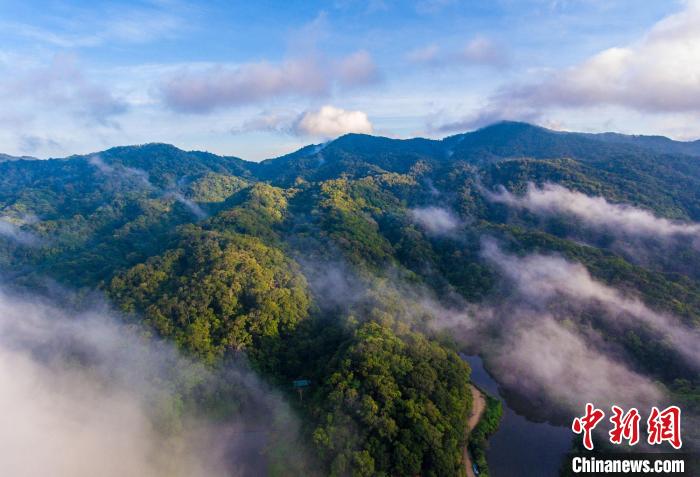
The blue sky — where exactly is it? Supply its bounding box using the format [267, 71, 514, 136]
[0, 0, 697, 160]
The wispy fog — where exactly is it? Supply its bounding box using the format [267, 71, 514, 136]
[300, 247, 669, 417]
[377, 239, 675, 419]
[168, 191, 208, 219]
[291, 233, 692, 439]
[494, 313, 664, 411]
[89, 155, 209, 219]
[487, 182, 700, 243]
[482, 240, 700, 369]
[0, 284, 309, 477]
[0, 216, 41, 246]
[409, 206, 461, 236]
[89, 155, 151, 187]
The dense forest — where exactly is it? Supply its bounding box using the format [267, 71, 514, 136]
[1, 121, 699, 475]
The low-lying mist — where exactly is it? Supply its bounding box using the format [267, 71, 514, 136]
[299, 234, 688, 428]
[0, 283, 310, 477]
[486, 182, 700, 246]
[89, 155, 209, 219]
[482, 240, 700, 370]
[409, 206, 462, 237]
[472, 239, 692, 413]
[0, 215, 42, 247]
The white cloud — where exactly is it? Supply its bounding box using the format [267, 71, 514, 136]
[299, 247, 668, 420]
[460, 240, 692, 415]
[230, 105, 374, 139]
[160, 51, 379, 113]
[294, 105, 374, 138]
[160, 58, 328, 113]
[467, 0, 700, 121]
[395, 239, 668, 416]
[169, 192, 208, 219]
[89, 155, 209, 219]
[431, 105, 539, 132]
[432, 1, 700, 134]
[89, 155, 151, 186]
[231, 110, 298, 135]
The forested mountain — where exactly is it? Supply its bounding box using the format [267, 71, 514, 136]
[0, 152, 36, 162]
[2, 121, 699, 476]
[587, 132, 700, 157]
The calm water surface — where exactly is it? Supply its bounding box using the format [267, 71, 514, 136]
[462, 355, 572, 477]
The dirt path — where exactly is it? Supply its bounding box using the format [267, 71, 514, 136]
[464, 384, 486, 477]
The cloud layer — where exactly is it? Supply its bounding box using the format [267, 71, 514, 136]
[300, 240, 667, 420]
[0, 285, 306, 477]
[0, 54, 127, 125]
[160, 51, 379, 113]
[464, 241, 678, 415]
[89, 155, 208, 219]
[292, 228, 700, 444]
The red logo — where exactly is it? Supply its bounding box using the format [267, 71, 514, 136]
[572, 403, 605, 450]
[572, 404, 682, 450]
[609, 406, 640, 446]
[647, 406, 682, 449]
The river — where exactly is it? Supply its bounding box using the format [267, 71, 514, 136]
[462, 355, 572, 477]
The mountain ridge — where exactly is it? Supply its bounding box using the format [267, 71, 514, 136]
[5, 121, 700, 168]
[0, 152, 38, 162]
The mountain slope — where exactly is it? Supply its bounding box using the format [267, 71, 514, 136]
[257, 134, 444, 184]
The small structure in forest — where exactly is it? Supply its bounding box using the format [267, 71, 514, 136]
[293, 379, 311, 401]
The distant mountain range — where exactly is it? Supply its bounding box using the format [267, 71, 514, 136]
[6, 121, 700, 168]
[584, 130, 700, 156]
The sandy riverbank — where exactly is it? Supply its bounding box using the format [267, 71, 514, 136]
[465, 384, 486, 477]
